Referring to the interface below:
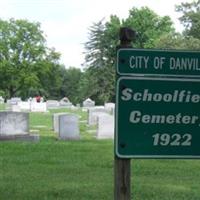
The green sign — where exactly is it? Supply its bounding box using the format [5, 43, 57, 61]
[117, 49, 200, 77]
[116, 77, 200, 158]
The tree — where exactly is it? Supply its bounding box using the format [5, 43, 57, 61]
[36, 48, 64, 99]
[176, 0, 200, 39]
[60, 67, 82, 104]
[124, 7, 175, 48]
[84, 8, 175, 104]
[0, 18, 62, 99]
[77, 69, 94, 103]
[155, 1, 200, 50]
[154, 33, 184, 49]
[84, 16, 121, 104]
[155, 32, 200, 50]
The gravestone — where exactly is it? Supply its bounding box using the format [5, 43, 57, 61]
[60, 101, 73, 107]
[18, 101, 31, 111]
[47, 100, 60, 109]
[53, 113, 67, 133]
[83, 98, 95, 107]
[11, 104, 21, 112]
[58, 114, 80, 140]
[97, 114, 114, 139]
[6, 97, 22, 111]
[88, 106, 109, 125]
[7, 97, 22, 105]
[0, 111, 39, 141]
[59, 97, 73, 107]
[30, 102, 47, 112]
[104, 102, 115, 115]
[0, 111, 28, 135]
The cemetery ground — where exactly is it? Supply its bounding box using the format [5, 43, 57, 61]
[0, 107, 200, 200]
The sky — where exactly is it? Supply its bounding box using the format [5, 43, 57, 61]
[0, 0, 194, 69]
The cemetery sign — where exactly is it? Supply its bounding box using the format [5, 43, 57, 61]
[116, 77, 200, 158]
[117, 48, 200, 77]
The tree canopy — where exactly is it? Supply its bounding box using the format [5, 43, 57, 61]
[1, 3, 200, 105]
[156, 1, 200, 50]
[124, 7, 174, 48]
[0, 19, 64, 99]
[176, 0, 200, 39]
[83, 7, 175, 104]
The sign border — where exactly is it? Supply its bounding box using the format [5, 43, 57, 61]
[117, 48, 200, 78]
[115, 76, 200, 159]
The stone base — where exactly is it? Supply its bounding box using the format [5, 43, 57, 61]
[0, 134, 40, 142]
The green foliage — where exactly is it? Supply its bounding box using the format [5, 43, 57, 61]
[84, 66, 115, 105]
[1, 4, 200, 103]
[37, 50, 64, 100]
[84, 8, 175, 104]
[154, 33, 184, 49]
[156, 1, 200, 50]
[156, 33, 200, 50]
[176, 0, 200, 39]
[77, 70, 94, 103]
[124, 7, 174, 48]
[84, 16, 121, 104]
[0, 19, 44, 98]
[0, 90, 5, 97]
[60, 67, 82, 104]
[0, 18, 63, 99]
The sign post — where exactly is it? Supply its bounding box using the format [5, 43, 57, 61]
[114, 27, 136, 200]
[114, 31, 200, 199]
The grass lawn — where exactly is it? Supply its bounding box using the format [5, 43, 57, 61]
[0, 107, 200, 200]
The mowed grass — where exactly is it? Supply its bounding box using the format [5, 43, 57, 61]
[0, 107, 200, 200]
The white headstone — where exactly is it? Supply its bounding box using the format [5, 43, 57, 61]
[0, 111, 29, 135]
[88, 106, 109, 125]
[53, 113, 67, 133]
[60, 97, 70, 102]
[47, 100, 60, 109]
[83, 98, 95, 107]
[97, 114, 114, 139]
[11, 104, 21, 112]
[0, 111, 39, 141]
[58, 114, 80, 140]
[7, 97, 22, 105]
[18, 101, 31, 111]
[30, 102, 47, 112]
[32, 97, 37, 102]
[59, 101, 73, 107]
[59, 97, 73, 107]
[104, 102, 115, 115]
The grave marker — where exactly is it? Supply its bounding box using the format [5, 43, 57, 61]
[58, 114, 80, 140]
[97, 114, 114, 139]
